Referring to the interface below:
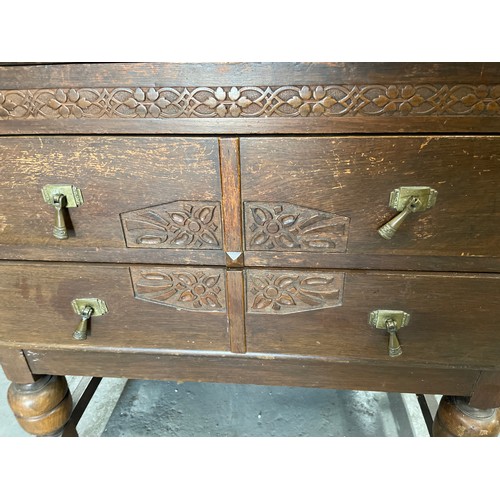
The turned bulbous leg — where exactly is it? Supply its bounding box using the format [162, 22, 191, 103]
[432, 396, 500, 437]
[7, 375, 73, 437]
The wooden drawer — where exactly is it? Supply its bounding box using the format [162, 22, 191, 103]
[0, 263, 229, 351]
[241, 136, 500, 272]
[244, 269, 500, 368]
[2, 263, 498, 367]
[0, 136, 224, 265]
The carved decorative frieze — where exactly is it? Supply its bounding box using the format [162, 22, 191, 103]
[130, 267, 226, 312]
[244, 202, 349, 252]
[121, 201, 222, 249]
[246, 270, 344, 314]
[1, 84, 499, 120]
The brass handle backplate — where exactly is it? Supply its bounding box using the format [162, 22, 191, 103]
[378, 186, 437, 240]
[41, 185, 83, 240]
[369, 309, 410, 357]
[71, 298, 108, 340]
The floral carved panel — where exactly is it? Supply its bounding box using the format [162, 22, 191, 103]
[246, 269, 344, 314]
[130, 267, 226, 312]
[244, 202, 350, 252]
[121, 201, 222, 249]
[1, 84, 499, 120]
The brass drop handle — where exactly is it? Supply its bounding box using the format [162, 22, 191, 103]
[378, 196, 422, 240]
[41, 185, 84, 240]
[52, 193, 68, 240]
[71, 298, 108, 341]
[385, 318, 402, 357]
[73, 305, 93, 340]
[369, 310, 410, 358]
[378, 186, 437, 240]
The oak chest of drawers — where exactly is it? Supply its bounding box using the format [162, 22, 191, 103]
[0, 63, 499, 437]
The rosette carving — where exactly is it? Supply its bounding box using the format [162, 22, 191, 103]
[245, 202, 349, 252]
[246, 270, 344, 314]
[121, 201, 222, 249]
[130, 267, 226, 311]
[1, 84, 498, 120]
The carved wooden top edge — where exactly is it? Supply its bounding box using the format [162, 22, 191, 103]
[1, 84, 499, 120]
[1, 62, 497, 86]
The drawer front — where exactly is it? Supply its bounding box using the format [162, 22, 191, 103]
[0, 263, 229, 351]
[240, 136, 500, 271]
[244, 270, 500, 368]
[0, 136, 224, 265]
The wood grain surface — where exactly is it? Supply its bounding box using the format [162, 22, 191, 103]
[0, 348, 38, 383]
[0, 263, 229, 351]
[2, 63, 498, 88]
[23, 348, 479, 398]
[1, 262, 498, 369]
[240, 136, 500, 272]
[218, 137, 244, 267]
[245, 270, 500, 368]
[1, 63, 499, 417]
[226, 270, 247, 353]
[7, 375, 72, 436]
[0, 136, 224, 265]
[1, 63, 499, 134]
[468, 370, 500, 409]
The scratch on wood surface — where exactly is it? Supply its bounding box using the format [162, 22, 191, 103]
[418, 137, 433, 152]
[0, 214, 7, 232]
[331, 151, 344, 189]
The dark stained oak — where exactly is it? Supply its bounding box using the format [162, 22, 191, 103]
[0, 136, 223, 265]
[7, 375, 72, 436]
[245, 270, 500, 368]
[61, 376, 102, 437]
[0, 245, 225, 266]
[24, 349, 479, 398]
[1, 63, 499, 134]
[3, 117, 500, 135]
[1, 262, 498, 369]
[0, 348, 38, 384]
[2, 63, 499, 88]
[0, 263, 230, 352]
[240, 136, 500, 271]
[218, 137, 244, 267]
[244, 252, 500, 273]
[468, 370, 500, 409]
[1, 63, 499, 437]
[226, 270, 247, 353]
[432, 396, 500, 437]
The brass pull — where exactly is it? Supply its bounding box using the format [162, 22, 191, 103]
[73, 305, 93, 340]
[378, 186, 437, 240]
[41, 185, 83, 240]
[52, 193, 68, 239]
[71, 298, 108, 341]
[369, 310, 410, 357]
[385, 318, 402, 357]
[378, 196, 422, 239]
